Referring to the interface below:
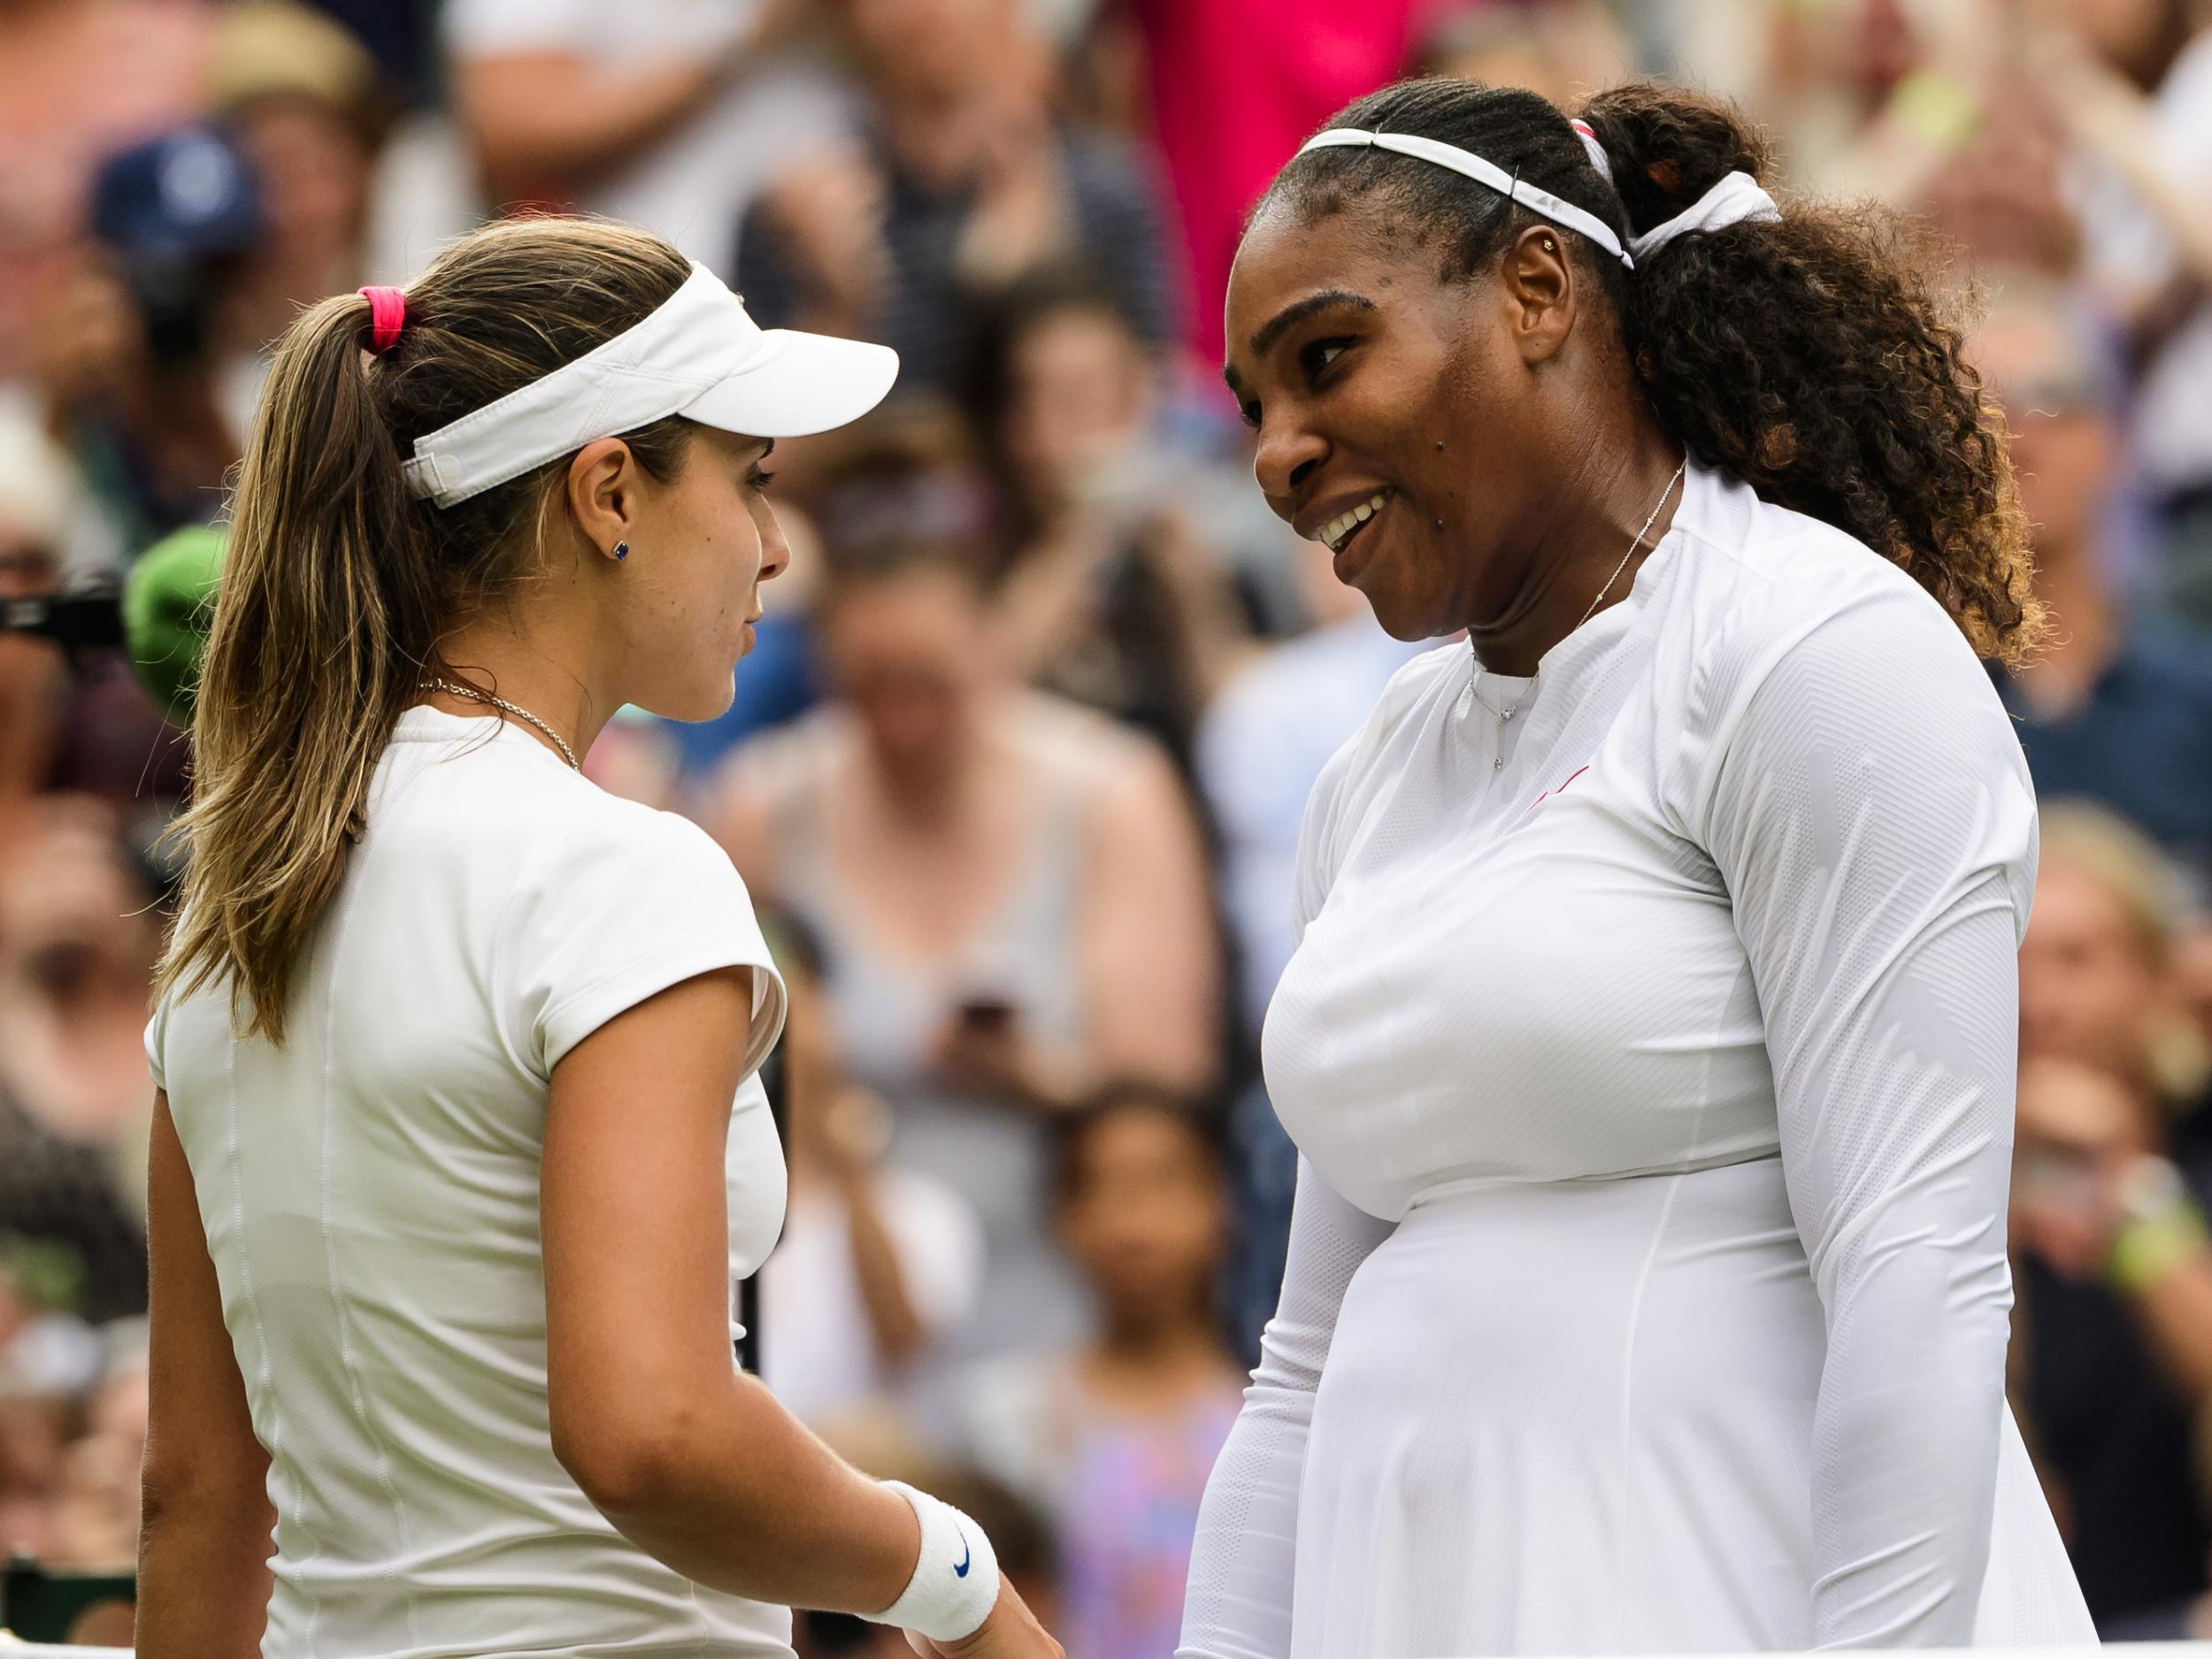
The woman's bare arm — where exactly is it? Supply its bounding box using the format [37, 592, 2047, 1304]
[1080, 745, 1222, 1094]
[136, 1093, 276, 1659]
[543, 967, 917, 1602]
[541, 965, 1056, 1658]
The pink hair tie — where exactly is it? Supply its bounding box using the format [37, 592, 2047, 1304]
[359, 285, 406, 354]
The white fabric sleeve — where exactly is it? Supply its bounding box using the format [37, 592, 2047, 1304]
[884, 1174, 987, 1333]
[504, 805, 787, 1079]
[1693, 585, 2036, 1647]
[444, 0, 761, 60]
[441, 0, 595, 58]
[143, 1006, 168, 1094]
[1178, 1156, 1394, 1659]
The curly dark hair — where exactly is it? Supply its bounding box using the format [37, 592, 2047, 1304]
[1263, 77, 2044, 666]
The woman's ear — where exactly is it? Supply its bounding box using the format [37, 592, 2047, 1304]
[1502, 225, 1577, 367]
[565, 437, 641, 560]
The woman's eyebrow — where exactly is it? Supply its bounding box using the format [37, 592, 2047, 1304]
[1248, 290, 1378, 360]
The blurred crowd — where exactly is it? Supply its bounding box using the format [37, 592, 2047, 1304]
[3, 0, 2212, 1648]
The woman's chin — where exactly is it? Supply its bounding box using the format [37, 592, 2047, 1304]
[640, 672, 738, 726]
[1363, 582, 1450, 644]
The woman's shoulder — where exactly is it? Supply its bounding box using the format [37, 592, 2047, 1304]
[1676, 463, 1932, 621]
[710, 703, 862, 811]
[487, 785, 744, 930]
[365, 732, 684, 894]
[1008, 688, 1176, 797]
[1668, 466, 1995, 719]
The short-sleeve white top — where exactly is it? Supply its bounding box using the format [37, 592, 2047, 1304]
[148, 706, 793, 1659]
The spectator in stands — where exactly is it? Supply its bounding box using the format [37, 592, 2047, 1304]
[0, 801, 158, 1329]
[736, 0, 1175, 394]
[49, 1333, 147, 1570]
[1973, 273, 2212, 894]
[1412, 1, 1634, 107]
[2033, 4, 2212, 632]
[970, 269, 1281, 767]
[954, 1087, 1241, 1659]
[204, 0, 390, 442]
[444, 0, 847, 267]
[0, 408, 81, 818]
[1118, 0, 1419, 375]
[709, 535, 1218, 1367]
[0, 1355, 72, 1559]
[2013, 800, 2212, 1633]
[1824, 4, 2212, 635]
[65, 126, 259, 552]
[0, 416, 187, 816]
[0, 0, 211, 383]
[2181, 918, 2212, 1063]
[0, 1253, 109, 1561]
[757, 911, 985, 1427]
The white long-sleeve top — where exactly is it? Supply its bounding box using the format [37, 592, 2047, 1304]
[1179, 462, 2093, 1657]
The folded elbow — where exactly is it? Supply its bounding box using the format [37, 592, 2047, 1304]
[553, 1414, 694, 1517]
[140, 1450, 274, 1545]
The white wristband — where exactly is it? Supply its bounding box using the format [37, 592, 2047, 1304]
[871, 1480, 1000, 1643]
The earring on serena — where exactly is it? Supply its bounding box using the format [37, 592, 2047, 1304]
[611, 541, 630, 561]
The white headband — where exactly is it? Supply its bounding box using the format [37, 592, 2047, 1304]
[1302, 128, 1637, 268]
[1295, 129, 1781, 273]
[400, 261, 898, 509]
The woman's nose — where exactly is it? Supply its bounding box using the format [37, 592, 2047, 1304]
[757, 507, 793, 583]
[1253, 417, 1326, 511]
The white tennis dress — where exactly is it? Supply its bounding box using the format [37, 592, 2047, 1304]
[1179, 463, 2097, 1657]
[149, 708, 795, 1659]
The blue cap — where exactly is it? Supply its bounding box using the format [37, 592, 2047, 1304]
[88, 126, 261, 271]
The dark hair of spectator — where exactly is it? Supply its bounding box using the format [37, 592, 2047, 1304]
[927, 1464, 1059, 1584]
[1264, 77, 2046, 667]
[816, 532, 993, 607]
[1051, 1082, 1228, 1205]
[965, 262, 1148, 436]
[159, 216, 696, 1042]
[808, 398, 1001, 562]
[965, 264, 1152, 558]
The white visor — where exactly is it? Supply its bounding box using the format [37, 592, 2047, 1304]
[400, 262, 899, 508]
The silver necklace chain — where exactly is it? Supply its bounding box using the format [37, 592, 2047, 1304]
[1576, 457, 1686, 634]
[419, 676, 580, 771]
[1480, 457, 1686, 772]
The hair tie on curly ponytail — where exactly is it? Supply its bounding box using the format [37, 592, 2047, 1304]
[1625, 171, 1778, 261]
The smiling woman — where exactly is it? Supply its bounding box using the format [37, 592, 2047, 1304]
[1183, 77, 2094, 1659]
[1221, 79, 2040, 672]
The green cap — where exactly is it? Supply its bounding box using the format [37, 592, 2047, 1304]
[123, 524, 227, 726]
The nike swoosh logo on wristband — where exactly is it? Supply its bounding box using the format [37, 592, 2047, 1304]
[953, 1533, 972, 1578]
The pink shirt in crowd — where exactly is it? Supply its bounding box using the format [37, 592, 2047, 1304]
[1130, 0, 1431, 374]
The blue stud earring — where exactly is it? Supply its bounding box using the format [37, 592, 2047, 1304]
[611, 541, 630, 562]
